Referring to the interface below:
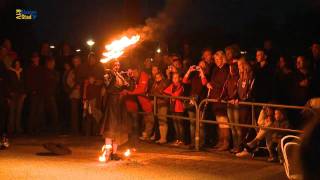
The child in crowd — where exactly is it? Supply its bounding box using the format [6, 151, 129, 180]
[163, 72, 185, 146]
[236, 107, 289, 162]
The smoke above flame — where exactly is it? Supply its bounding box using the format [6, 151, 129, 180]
[124, 0, 189, 41]
[100, 0, 189, 62]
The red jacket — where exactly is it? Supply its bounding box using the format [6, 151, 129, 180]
[163, 83, 184, 112]
[127, 71, 153, 113]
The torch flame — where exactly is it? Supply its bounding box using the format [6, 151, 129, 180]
[100, 35, 140, 63]
[98, 144, 112, 162]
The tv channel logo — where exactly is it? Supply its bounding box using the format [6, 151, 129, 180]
[16, 9, 37, 20]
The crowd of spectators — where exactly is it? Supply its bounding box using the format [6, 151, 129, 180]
[1, 38, 320, 162]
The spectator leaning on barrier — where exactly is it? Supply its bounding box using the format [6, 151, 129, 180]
[207, 50, 230, 151]
[237, 59, 255, 149]
[163, 72, 185, 146]
[222, 63, 240, 153]
[126, 66, 154, 141]
[150, 72, 169, 144]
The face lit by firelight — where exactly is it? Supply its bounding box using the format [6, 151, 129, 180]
[274, 110, 283, 122]
[256, 50, 266, 63]
[113, 61, 120, 72]
[152, 66, 159, 77]
[172, 73, 180, 84]
[214, 51, 225, 68]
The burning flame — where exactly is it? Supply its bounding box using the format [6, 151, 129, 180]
[124, 149, 131, 157]
[100, 35, 140, 63]
[98, 144, 112, 162]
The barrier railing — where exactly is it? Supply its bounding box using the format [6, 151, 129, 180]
[133, 94, 316, 151]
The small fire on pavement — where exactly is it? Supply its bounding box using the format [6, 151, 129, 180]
[98, 144, 112, 162]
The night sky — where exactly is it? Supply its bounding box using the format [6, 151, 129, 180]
[1, 0, 320, 56]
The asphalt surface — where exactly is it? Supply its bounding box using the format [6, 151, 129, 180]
[0, 135, 287, 180]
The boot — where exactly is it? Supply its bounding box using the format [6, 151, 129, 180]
[217, 128, 230, 151]
[230, 134, 238, 153]
[213, 128, 223, 149]
[156, 126, 167, 144]
[233, 136, 242, 153]
[139, 132, 149, 141]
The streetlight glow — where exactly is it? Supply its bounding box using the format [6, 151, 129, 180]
[86, 39, 95, 47]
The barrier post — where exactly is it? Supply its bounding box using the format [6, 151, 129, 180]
[195, 99, 200, 151]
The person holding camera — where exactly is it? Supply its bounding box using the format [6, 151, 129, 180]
[166, 56, 184, 81]
[182, 60, 208, 149]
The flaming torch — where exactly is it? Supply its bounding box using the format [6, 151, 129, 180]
[100, 35, 140, 63]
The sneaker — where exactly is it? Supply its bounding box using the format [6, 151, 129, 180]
[174, 140, 184, 146]
[0, 135, 9, 149]
[230, 147, 241, 154]
[150, 134, 156, 141]
[155, 139, 167, 144]
[139, 132, 150, 141]
[171, 140, 180, 146]
[139, 136, 149, 141]
[236, 149, 250, 158]
[267, 156, 278, 163]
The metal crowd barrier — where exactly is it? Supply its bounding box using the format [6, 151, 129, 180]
[133, 94, 316, 151]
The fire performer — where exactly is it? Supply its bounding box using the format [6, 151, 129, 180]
[100, 60, 134, 161]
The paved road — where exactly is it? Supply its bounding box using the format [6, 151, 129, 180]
[0, 135, 286, 180]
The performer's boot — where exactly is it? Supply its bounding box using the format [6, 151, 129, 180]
[110, 143, 122, 161]
[156, 126, 167, 144]
[217, 128, 230, 151]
